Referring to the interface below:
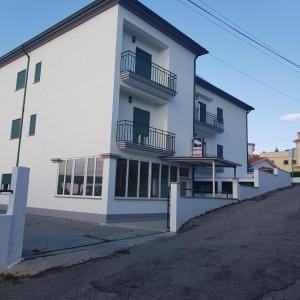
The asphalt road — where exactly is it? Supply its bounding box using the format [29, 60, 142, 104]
[1, 185, 300, 300]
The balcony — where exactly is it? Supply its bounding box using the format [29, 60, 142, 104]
[194, 109, 224, 135]
[116, 120, 175, 156]
[120, 51, 177, 99]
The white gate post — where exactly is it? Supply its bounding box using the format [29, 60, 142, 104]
[170, 183, 180, 232]
[6, 167, 30, 268]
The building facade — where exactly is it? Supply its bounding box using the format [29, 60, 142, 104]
[0, 0, 253, 222]
[260, 133, 300, 174]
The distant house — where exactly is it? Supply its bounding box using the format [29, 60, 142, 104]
[260, 132, 300, 175]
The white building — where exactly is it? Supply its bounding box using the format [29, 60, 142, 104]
[0, 0, 253, 223]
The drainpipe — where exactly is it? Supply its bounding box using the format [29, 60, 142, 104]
[16, 46, 30, 167]
[246, 111, 250, 172]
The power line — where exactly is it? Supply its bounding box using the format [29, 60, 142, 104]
[177, 0, 300, 75]
[186, 0, 300, 70]
[208, 53, 300, 104]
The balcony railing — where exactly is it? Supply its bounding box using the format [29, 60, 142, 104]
[120, 51, 177, 93]
[116, 120, 175, 153]
[194, 109, 224, 131]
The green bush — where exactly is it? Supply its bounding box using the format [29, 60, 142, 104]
[292, 171, 300, 177]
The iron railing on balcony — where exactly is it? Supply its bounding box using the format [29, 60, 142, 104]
[194, 108, 224, 130]
[116, 120, 175, 152]
[120, 51, 177, 92]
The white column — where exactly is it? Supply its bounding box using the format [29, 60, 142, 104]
[232, 178, 239, 199]
[170, 183, 180, 232]
[101, 154, 119, 222]
[6, 167, 30, 268]
[212, 161, 216, 198]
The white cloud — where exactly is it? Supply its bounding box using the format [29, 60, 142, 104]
[280, 113, 300, 121]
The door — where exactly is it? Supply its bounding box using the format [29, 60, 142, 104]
[199, 102, 207, 123]
[135, 47, 152, 80]
[133, 107, 150, 145]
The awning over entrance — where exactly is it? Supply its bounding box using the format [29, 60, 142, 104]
[161, 156, 241, 168]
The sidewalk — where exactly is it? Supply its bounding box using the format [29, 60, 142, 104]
[5, 212, 171, 276]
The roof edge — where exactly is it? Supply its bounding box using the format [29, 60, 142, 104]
[195, 76, 254, 112]
[0, 0, 208, 68]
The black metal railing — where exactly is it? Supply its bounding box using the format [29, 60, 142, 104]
[194, 108, 224, 130]
[120, 51, 177, 92]
[116, 120, 175, 152]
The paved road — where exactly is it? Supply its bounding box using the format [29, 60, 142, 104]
[1, 185, 300, 300]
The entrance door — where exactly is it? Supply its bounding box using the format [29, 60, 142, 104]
[133, 107, 150, 145]
[135, 47, 152, 80]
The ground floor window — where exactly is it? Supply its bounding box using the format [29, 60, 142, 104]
[1, 174, 12, 191]
[222, 182, 233, 193]
[56, 156, 103, 197]
[115, 158, 180, 199]
[193, 181, 218, 193]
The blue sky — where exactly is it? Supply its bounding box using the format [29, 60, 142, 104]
[1, 0, 299, 153]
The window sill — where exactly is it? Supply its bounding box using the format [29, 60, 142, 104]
[55, 195, 102, 200]
[114, 197, 168, 201]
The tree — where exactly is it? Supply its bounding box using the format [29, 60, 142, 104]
[274, 147, 279, 152]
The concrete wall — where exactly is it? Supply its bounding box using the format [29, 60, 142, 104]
[239, 169, 291, 200]
[170, 183, 236, 232]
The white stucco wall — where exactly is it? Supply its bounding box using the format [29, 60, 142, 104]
[239, 169, 291, 200]
[194, 85, 249, 179]
[0, 6, 120, 213]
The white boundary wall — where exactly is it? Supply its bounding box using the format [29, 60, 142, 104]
[0, 167, 30, 272]
[170, 183, 236, 232]
[239, 169, 291, 200]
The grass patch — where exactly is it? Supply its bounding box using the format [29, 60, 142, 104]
[0, 273, 19, 283]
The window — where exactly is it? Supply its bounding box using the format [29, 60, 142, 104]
[72, 159, 85, 196]
[222, 182, 233, 194]
[151, 163, 160, 198]
[161, 165, 169, 198]
[292, 160, 297, 165]
[115, 158, 127, 197]
[180, 167, 189, 177]
[283, 160, 289, 165]
[194, 181, 218, 193]
[217, 145, 224, 159]
[217, 108, 223, 123]
[94, 157, 103, 196]
[10, 119, 21, 139]
[1, 174, 12, 191]
[139, 162, 149, 197]
[34, 62, 42, 83]
[199, 102, 207, 122]
[56, 157, 103, 197]
[16, 69, 26, 90]
[170, 166, 178, 183]
[29, 114, 37, 136]
[128, 160, 139, 197]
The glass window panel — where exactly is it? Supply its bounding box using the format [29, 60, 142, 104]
[16, 69, 26, 90]
[64, 160, 73, 195]
[128, 160, 138, 197]
[1, 174, 12, 191]
[139, 161, 149, 197]
[72, 159, 85, 196]
[29, 114, 37, 136]
[94, 157, 103, 197]
[161, 165, 169, 198]
[151, 163, 160, 198]
[34, 62, 42, 83]
[57, 161, 65, 195]
[180, 167, 189, 177]
[11, 119, 21, 139]
[86, 158, 95, 196]
[115, 158, 127, 197]
[170, 166, 178, 183]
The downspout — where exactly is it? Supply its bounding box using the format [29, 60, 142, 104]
[246, 110, 249, 172]
[16, 46, 31, 166]
[192, 55, 199, 195]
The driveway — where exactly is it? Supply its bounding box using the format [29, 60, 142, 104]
[1, 185, 300, 300]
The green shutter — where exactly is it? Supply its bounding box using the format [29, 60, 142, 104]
[29, 114, 37, 136]
[133, 107, 150, 144]
[11, 119, 21, 139]
[217, 145, 223, 159]
[34, 62, 42, 82]
[135, 47, 152, 80]
[16, 69, 26, 90]
[217, 108, 223, 123]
